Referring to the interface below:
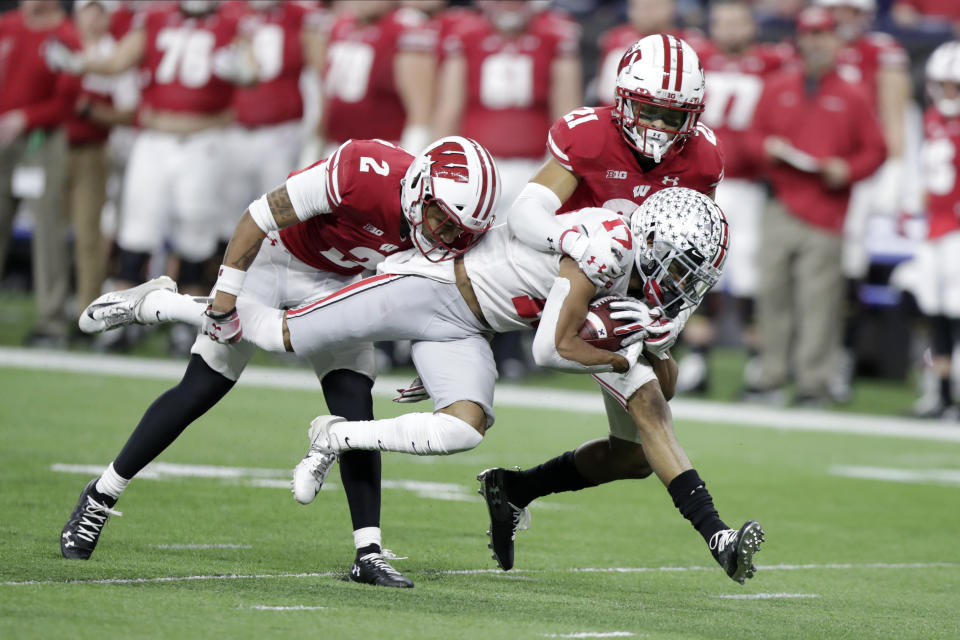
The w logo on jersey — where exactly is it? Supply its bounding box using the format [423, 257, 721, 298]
[633, 185, 651, 198]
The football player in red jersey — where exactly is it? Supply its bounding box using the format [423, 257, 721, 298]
[217, 0, 326, 242]
[431, 0, 581, 379]
[61, 136, 500, 589]
[44, 0, 254, 318]
[813, 0, 912, 401]
[593, 0, 714, 107]
[481, 35, 764, 583]
[672, 0, 797, 395]
[893, 42, 960, 419]
[314, 0, 436, 159]
[0, 0, 82, 345]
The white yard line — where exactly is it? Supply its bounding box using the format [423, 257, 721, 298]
[716, 593, 819, 600]
[244, 605, 328, 611]
[542, 634, 636, 638]
[5, 347, 960, 442]
[830, 465, 960, 487]
[3, 562, 956, 587]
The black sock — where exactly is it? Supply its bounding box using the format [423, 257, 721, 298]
[321, 370, 380, 531]
[667, 469, 728, 559]
[939, 377, 953, 407]
[510, 451, 597, 508]
[113, 355, 234, 479]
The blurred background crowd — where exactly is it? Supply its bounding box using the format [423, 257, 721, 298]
[1, 0, 959, 418]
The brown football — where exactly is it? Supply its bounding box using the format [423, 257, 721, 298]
[577, 296, 631, 351]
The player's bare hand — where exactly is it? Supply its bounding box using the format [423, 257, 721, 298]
[202, 305, 243, 343]
[819, 157, 851, 189]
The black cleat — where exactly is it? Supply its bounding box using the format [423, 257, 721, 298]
[60, 479, 121, 560]
[349, 552, 414, 588]
[477, 467, 530, 571]
[712, 520, 764, 585]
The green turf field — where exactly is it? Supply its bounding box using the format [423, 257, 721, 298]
[1, 356, 958, 640]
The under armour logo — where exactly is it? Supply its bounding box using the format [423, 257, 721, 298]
[662, 176, 680, 186]
[586, 256, 596, 265]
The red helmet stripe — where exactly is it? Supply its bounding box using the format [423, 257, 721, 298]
[660, 34, 672, 90]
[673, 38, 684, 92]
[469, 138, 498, 226]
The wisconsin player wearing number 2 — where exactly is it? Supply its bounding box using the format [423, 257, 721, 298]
[64, 136, 498, 589]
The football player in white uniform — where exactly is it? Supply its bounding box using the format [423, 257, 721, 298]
[89, 187, 763, 585]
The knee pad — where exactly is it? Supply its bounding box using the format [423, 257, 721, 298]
[178, 258, 210, 289]
[117, 250, 149, 283]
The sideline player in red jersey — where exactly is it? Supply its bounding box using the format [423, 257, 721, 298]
[673, 0, 797, 394]
[315, 0, 436, 159]
[813, 0, 912, 401]
[217, 0, 326, 241]
[0, 0, 82, 346]
[44, 1, 253, 307]
[61, 136, 500, 590]
[893, 41, 960, 419]
[433, 0, 581, 209]
[593, 0, 714, 106]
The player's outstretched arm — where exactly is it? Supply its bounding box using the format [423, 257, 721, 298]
[532, 259, 632, 374]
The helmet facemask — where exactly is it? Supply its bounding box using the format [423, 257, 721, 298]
[638, 239, 721, 317]
[614, 90, 701, 163]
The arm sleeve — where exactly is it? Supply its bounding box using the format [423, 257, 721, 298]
[531, 277, 615, 374]
[22, 73, 81, 130]
[505, 182, 567, 254]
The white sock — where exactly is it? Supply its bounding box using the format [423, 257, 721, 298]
[328, 412, 483, 456]
[140, 290, 206, 326]
[236, 298, 286, 352]
[95, 463, 130, 500]
[353, 527, 382, 551]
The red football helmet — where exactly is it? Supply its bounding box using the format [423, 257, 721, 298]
[613, 34, 706, 163]
[401, 137, 501, 262]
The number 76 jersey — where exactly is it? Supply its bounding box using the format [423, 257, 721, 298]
[278, 139, 415, 276]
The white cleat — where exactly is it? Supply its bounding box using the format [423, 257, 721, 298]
[78, 276, 178, 334]
[291, 415, 344, 505]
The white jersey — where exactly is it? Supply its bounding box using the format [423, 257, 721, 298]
[380, 207, 636, 332]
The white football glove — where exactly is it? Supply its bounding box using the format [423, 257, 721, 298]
[202, 306, 243, 343]
[560, 231, 623, 289]
[393, 376, 429, 403]
[43, 39, 84, 75]
[609, 298, 659, 347]
[642, 309, 682, 360]
[614, 339, 646, 371]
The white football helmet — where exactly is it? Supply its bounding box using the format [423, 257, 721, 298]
[926, 41, 960, 118]
[614, 34, 706, 163]
[630, 188, 728, 317]
[401, 136, 501, 262]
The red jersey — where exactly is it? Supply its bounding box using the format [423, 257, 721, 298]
[279, 139, 414, 276]
[445, 10, 579, 159]
[894, 0, 960, 20]
[835, 32, 908, 112]
[134, 6, 239, 114]
[431, 6, 479, 63]
[700, 43, 797, 178]
[594, 24, 714, 106]
[547, 106, 724, 217]
[67, 37, 125, 146]
[322, 7, 435, 145]
[921, 108, 960, 239]
[0, 11, 81, 129]
[748, 68, 886, 233]
[224, 1, 315, 127]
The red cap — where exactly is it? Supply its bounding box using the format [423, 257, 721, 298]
[796, 6, 837, 34]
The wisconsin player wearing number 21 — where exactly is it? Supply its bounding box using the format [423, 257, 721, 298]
[65, 136, 499, 589]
